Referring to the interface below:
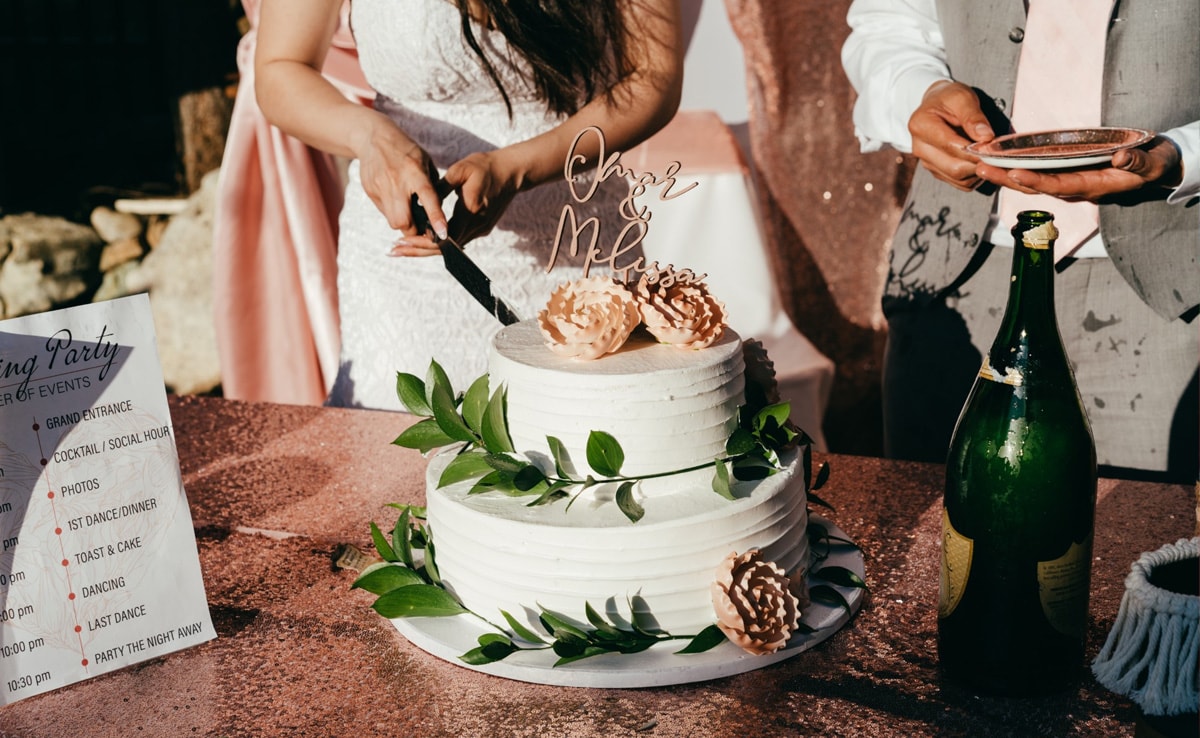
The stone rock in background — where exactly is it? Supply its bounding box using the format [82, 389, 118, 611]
[0, 171, 222, 397]
[99, 237, 146, 273]
[90, 206, 143, 243]
[0, 213, 103, 318]
[123, 170, 221, 396]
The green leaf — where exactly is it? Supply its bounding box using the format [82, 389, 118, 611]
[812, 461, 831, 492]
[513, 464, 547, 492]
[468, 469, 515, 495]
[547, 435, 577, 477]
[430, 374, 476, 444]
[484, 453, 527, 475]
[753, 402, 792, 433]
[538, 609, 589, 641]
[609, 636, 658, 655]
[501, 610, 548, 644]
[584, 602, 622, 636]
[372, 584, 467, 618]
[477, 632, 512, 647]
[615, 481, 644, 523]
[392, 507, 413, 568]
[725, 427, 757, 457]
[481, 639, 519, 659]
[812, 565, 868, 590]
[550, 631, 588, 657]
[808, 584, 853, 616]
[458, 646, 490, 664]
[586, 430, 624, 477]
[438, 451, 495, 487]
[480, 386, 514, 453]
[459, 637, 519, 665]
[425, 360, 455, 409]
[461, 375, 490, 433]
[711, 459, 735, 500]
[732, 454, 776, 481]
[352, 563, 423, 594]
[554, 645, 613, 666]
[385, 502, 426, 518]
[393, 417, 457, 453]
[409, 525, 428, 550]
[423, 537, 442, 585]
[676, 624, 727, 654]
[807, 490, 835, 511]
[395, 372, 432, 416]
[370, 521, 398, 562]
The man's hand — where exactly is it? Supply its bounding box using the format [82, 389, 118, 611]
[907, 80, 996, 191]
[976, 135, 1182, 202]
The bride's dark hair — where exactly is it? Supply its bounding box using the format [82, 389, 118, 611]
[455, 0, 636, 117]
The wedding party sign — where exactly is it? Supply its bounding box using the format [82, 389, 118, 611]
[0, 294, 214, 705]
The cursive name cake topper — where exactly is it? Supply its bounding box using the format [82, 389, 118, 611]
[546, 125, 704, 287]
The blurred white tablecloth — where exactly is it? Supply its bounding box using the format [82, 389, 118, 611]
[626, 111, 835, 449]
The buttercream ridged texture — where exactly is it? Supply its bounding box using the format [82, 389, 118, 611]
[426, 449, 809, 635]
[488, 321, 746, 489]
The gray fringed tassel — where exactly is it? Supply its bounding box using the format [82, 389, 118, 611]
[1092, 537, 1199, 717]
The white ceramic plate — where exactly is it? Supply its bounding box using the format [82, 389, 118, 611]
[968, 127, 1154, 170]
[390, 515, 866, 688]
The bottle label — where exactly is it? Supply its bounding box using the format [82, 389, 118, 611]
[939, 508, 973, 618]
[1037, 537, 1091, 638]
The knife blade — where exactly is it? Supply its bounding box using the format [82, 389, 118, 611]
[411, 193, 522, 326]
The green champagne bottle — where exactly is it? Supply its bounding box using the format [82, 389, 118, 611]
[938, 210, 1097, 695]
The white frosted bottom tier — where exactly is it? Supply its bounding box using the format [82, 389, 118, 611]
[390, 516, 863, 689]
[425, 449, 809, 635]
[488, 321, 746, 483]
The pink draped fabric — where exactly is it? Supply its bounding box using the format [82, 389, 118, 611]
[212, 0, 373, 405]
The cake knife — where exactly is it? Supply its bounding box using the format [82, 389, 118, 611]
[411, 194, 522, 326]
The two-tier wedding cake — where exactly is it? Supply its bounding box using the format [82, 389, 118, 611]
[425, 318, 811, 636]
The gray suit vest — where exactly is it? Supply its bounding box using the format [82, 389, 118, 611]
[890, 0, 1200, 320]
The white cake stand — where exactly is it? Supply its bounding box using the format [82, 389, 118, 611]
[389, 515, 865, 688]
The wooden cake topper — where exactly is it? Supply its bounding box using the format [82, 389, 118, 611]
[546, 126, 704, 287]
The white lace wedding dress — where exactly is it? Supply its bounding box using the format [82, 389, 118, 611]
[328, 0, 633, 409]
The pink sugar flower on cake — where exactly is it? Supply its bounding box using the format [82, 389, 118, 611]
[537, 277, 640, 360]
[711, 549, 801, 655]
[633, 274, 727, 349]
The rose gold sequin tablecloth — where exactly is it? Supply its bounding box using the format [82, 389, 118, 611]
[1, 395, 1193, 737]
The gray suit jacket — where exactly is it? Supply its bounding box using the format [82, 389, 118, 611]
[890, 0, 1200, 321]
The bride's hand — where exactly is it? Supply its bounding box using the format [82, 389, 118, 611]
[352, 114, 447, 254]
[442, 151, 521, 245]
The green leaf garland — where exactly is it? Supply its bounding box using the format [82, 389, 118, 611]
[358, 505, 865, 669]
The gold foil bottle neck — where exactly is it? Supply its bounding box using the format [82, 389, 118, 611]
[1022, 221, 1058, 250]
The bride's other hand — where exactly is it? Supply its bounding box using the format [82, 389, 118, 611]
[442, 150, 520, 245]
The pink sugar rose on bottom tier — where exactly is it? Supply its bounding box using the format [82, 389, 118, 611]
[711, 549, 802, 655]
[633, 275, 727, 349]
[537, 276, 641, 360]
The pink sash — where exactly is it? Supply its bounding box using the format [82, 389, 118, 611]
[212, 1, 373, 405]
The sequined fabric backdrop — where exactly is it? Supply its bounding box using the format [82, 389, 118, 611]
[726, 0, 916, 457]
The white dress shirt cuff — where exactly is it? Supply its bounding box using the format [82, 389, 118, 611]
[852, 67, 951, 154]
[1161, 122, 1200, 204]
